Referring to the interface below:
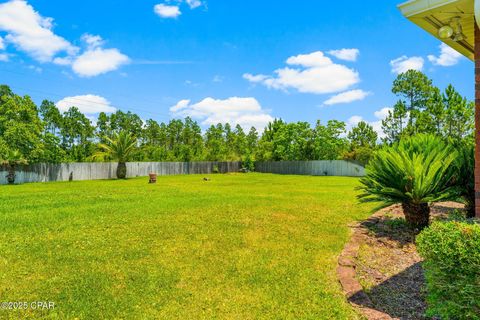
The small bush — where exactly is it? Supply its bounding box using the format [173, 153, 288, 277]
[242, 154, 255, 172]
[453, 143, 475, 217]
[447, 209, 469, 222]
[343, 146, 375, 166]
[212, 164, 219, 174]
[416, 221, 480, 319]
[383, 216, 408, 229]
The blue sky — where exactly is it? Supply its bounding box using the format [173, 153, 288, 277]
[0, 0, 473, 134]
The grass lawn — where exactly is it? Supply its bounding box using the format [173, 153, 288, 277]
[0, 173, 372, 319]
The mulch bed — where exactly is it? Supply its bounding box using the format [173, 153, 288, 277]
[337, 202, 464, 320]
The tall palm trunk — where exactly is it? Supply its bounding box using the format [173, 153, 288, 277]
[6, 165, 15, 184]
[117, 162, 127, 179]
[402, 202, 430, 230]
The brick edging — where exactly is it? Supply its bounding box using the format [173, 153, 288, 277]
[337, 213, 393, 320]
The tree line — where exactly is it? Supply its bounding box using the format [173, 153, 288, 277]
[0, 70, 474, 165]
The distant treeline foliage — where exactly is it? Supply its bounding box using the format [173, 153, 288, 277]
[0, 70, 473, 164]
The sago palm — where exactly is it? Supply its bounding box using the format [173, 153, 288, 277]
[358, 135, 459, 229]
[1, 149, 28, 184]
[94, 131, 137, 179]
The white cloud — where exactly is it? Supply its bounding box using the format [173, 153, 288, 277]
[323, 89, 371, 106]
[390, 56, 424, 74]
[67, 34, 129, 77]
[285, 51, 333, 67]
[347, 107, 393, 138]
[328, 48, 359, 62]
[243, 73, 269, 83]
[170, 97, 274, 130]
[72, 48, 129, 77]
[428, 43, 463, 67]
[52, 56, 73, 66]
[56, 94, 116, 114]
[374, 107, 393, 120]
[0, 2, 129, 77]
[0, 0, 77, 62]
[184, 79, 200, 87]
[243, 51, 360, 95]
[27, 64, 41, 73]
[154, 4, 181, 18]
[50, 33, 129, 77]
[347, 115, 364, 127]
[213, 75, 223, 82]
[81, 33, 104, 50]
[186, 0, 202, 9]
[0, 34, 7, 61]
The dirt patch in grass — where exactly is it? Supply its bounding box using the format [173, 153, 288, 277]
[352, 202, 464, 320]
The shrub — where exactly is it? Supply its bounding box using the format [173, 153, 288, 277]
[453, 143, 475, 217]
[358, 134, 459, 229]
[242, 154, 255, 172]
[447, 209, 469, 222]
[212, 164, 219, 174]
[417, 221, 480, 319]
[343, 146, 375, 166]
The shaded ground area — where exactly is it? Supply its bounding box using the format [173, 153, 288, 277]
[353, 202, 464, 319]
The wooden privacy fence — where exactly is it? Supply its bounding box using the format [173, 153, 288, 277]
[0, 160, 365, 185]
[0, 162, 241, 185]
[255, 160, 365, 177]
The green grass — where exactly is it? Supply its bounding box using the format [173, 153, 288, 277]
[0, 173, 372, 319]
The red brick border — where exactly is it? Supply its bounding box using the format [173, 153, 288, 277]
[337, 213, 393, 320]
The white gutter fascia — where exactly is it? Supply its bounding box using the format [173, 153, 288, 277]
[398, 0, 461, 17]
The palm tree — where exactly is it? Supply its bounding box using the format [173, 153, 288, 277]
[94, 131, 137, 179]
[1, 150, 28, 184]
[358, 135, 460, 230]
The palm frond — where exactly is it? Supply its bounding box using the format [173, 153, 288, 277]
[0, 149, 28, 166]
[95, 131, 138, 162]
[358, 134, 460, 207]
